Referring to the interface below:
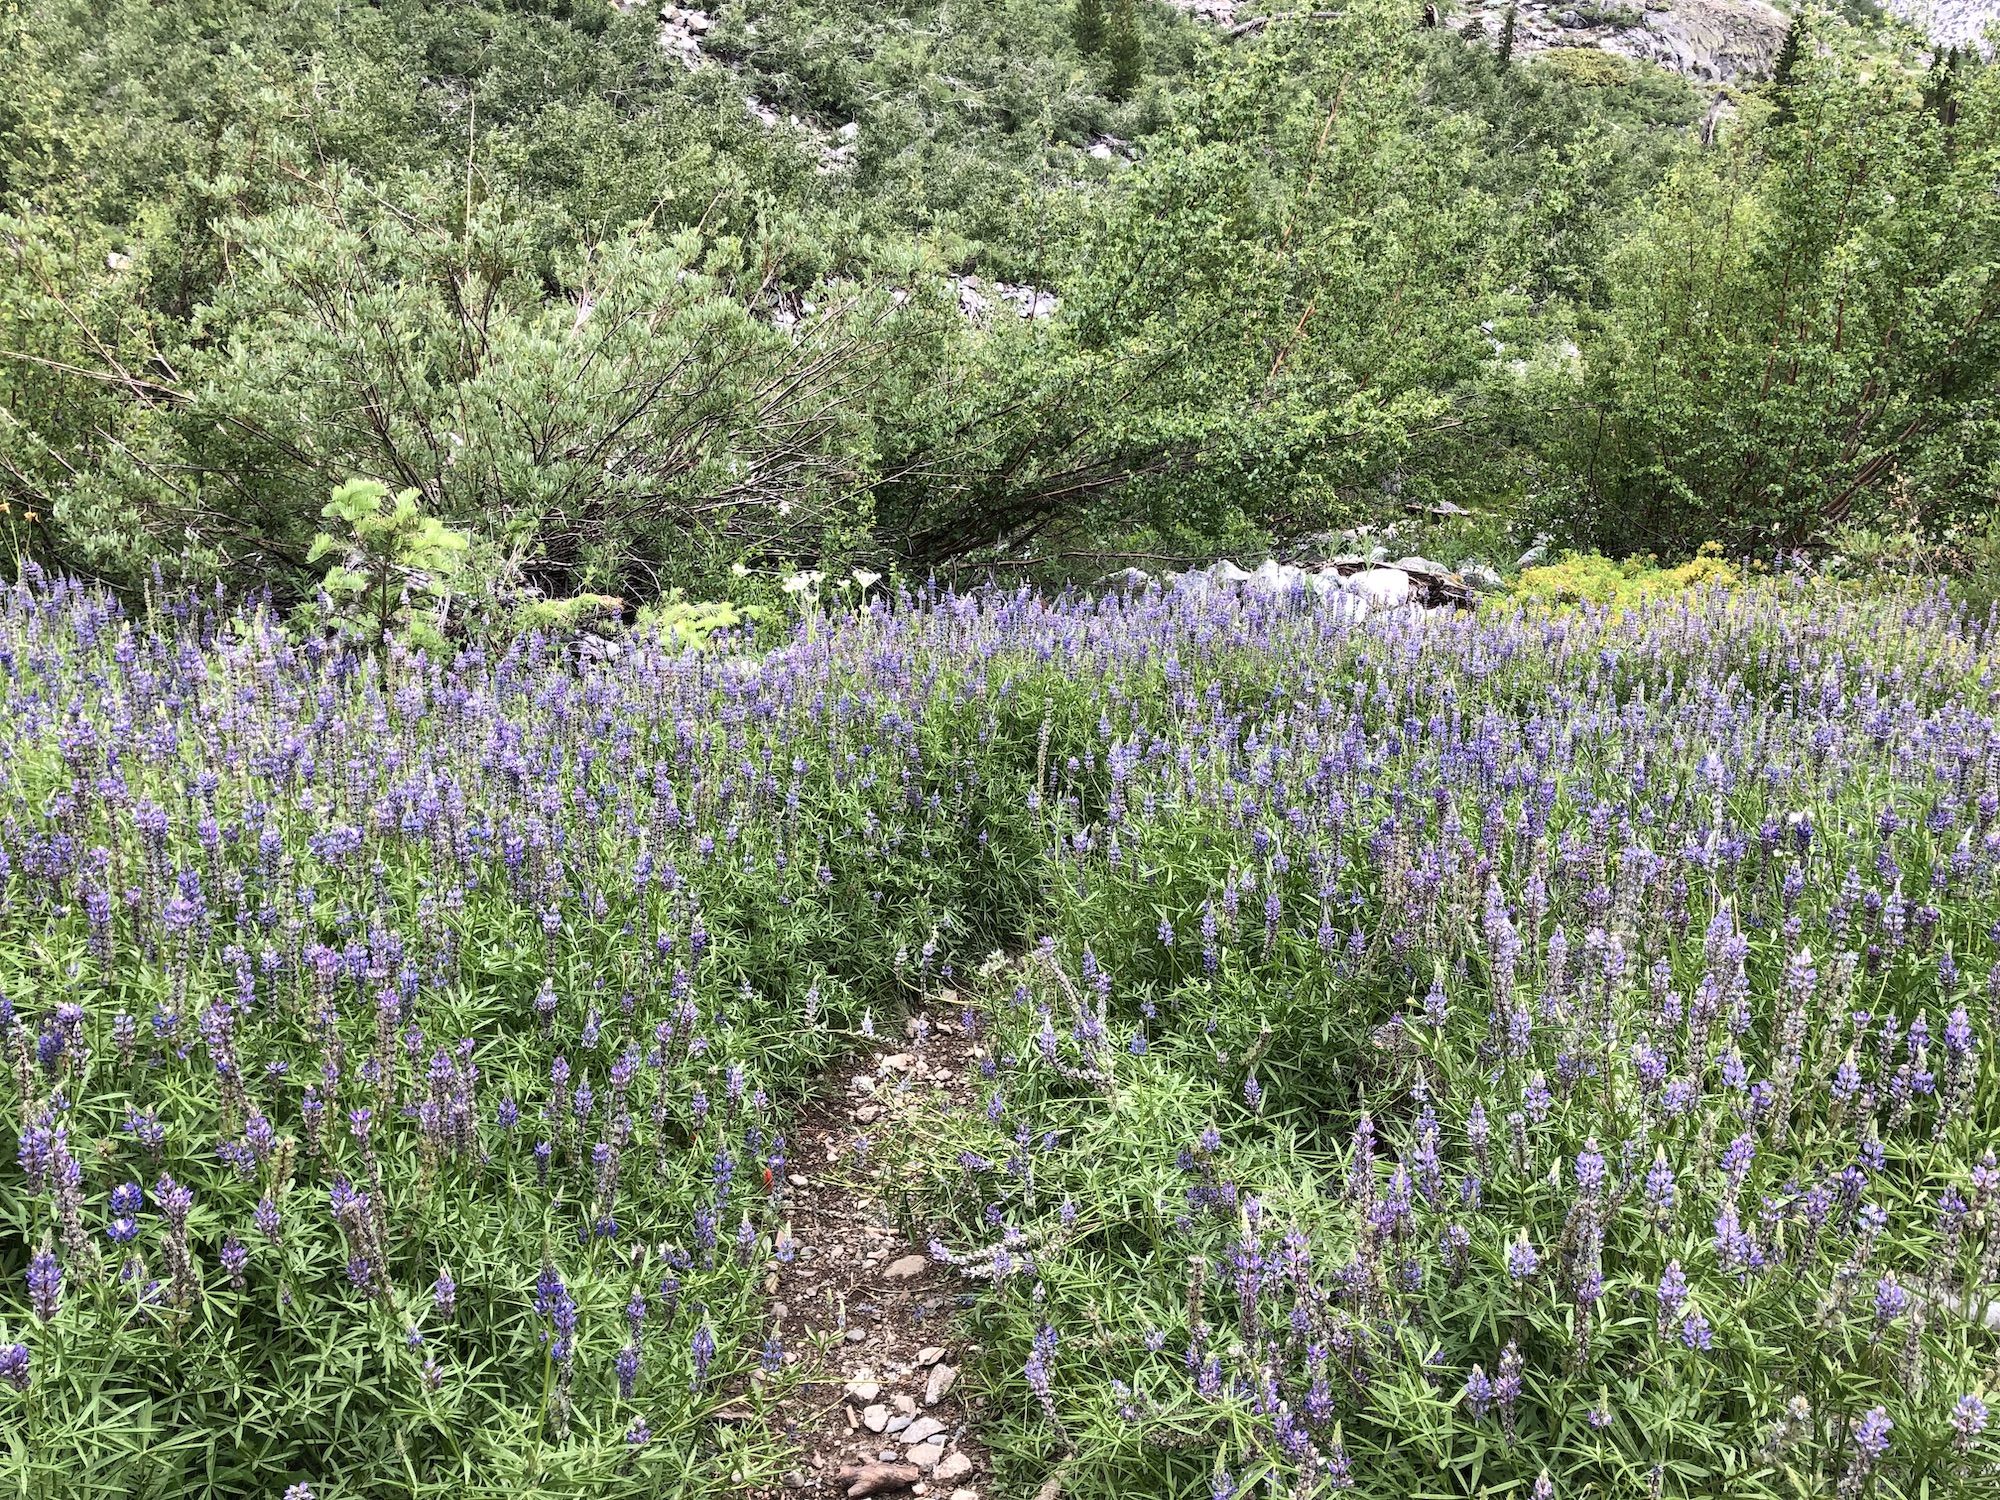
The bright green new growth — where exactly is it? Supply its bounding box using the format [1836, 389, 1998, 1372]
[306, 479, 468, 652]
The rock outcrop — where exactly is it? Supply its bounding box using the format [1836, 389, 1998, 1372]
[1139, 555, 1482, 613]
[1884, 0, 1999, 48]
[1441, 0, 1790, 83]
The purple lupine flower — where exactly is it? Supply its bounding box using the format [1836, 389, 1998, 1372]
[1506, 1232, 1539, 1282]
[108, 1181, 143, 1245]
[616, 1342, 641, 1399]
[1656, 1262, 1689, 1330]
[1640, 1160, 1672, 1224]
[1853, 1406, 1892, 1462]
[1423, 976, 1448, 1028]
[1463, 1365, 1493, 1417]
[0, 1345, 27, 1390]
[1873, 1274, 1908, 1327]
[1025, 1323, 1058, 1419]
[1679, 1309, 1714, 1351]
[1491, 1340, 1524, 1440]
[690, 1320, 717, 1390]
[1951, 1394, 1988, 1450]
[1574, 1140, 1606, 1197]
[433, 1269, 457, 1317]
[27, 1249, 61, 1323]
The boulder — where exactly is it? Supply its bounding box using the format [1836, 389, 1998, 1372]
[1345, 567, 1421, 609]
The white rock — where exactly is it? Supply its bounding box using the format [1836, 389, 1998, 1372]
[924, 1363, 958, 1404]
[915, 1346, 947, 1367]
[906, 1441, 946, 1469]
[935, 1454, 974, 1482]
[863, 1404, 890, 1433]
[885, 1253, 928, 1280]
[903, 1417, 946, 1445]
[1248, 559, 1302, 594]
[1346, 567, 1419, 609]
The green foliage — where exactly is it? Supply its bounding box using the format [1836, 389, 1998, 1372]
[1573, 29, 2000, 555]
[636, 591, 773, 648]
[306, 479, 469, 651]
[1772, 11, 1807, 92]
[1506, 542, 1740, 607]
[1533, 45, 1645, 86]
[509, 592, 627, 636]
[0, 0, 1994, 603]
[1075, 0, 1108, 56]
[1104, 0, 1146, 100]
[1570, 3, 1645, 27]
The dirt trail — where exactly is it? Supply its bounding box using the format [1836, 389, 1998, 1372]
[762, 1000, 991, 1500]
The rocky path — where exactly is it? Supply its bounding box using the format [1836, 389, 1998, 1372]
[763, 1002, 991, 1500]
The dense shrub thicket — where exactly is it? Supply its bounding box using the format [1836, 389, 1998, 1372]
[0, 0, 1994, 603]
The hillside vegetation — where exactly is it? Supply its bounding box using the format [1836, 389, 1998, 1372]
[0, 0, 1994, 611]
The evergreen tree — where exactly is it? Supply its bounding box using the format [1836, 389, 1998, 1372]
[1498, 4, 1517, 66]
[1771, 13, 1806, 122]
[1923, 46, 1964, 130]
[1074, 0, 1106, 55]
[1105, 0, 1143, 99]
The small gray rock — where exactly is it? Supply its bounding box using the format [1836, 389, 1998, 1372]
[924, 1363, 959, 1405]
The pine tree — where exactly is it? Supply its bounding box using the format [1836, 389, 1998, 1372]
[1074, 0, 1106, 55]
[1105, 0, 1143, 100]
[1923, 46, 1964, 130]
[1498, 4, 1517, 67]
[1771, 13, 1806, 123]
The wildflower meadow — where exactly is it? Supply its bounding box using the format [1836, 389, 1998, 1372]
[1, 570, 1997, 1499]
